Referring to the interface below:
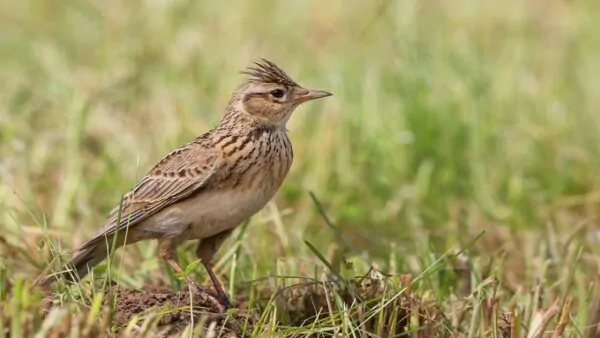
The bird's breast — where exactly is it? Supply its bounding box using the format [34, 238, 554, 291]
[220, 129, 293, 191]
[181, 130, 293, 239]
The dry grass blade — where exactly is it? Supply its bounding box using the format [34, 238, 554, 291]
[527, 299, 560, 338]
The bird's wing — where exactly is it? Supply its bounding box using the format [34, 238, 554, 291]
[83, 137, 221, 248]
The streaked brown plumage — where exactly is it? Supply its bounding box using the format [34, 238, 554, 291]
[38, 59, 331, 312]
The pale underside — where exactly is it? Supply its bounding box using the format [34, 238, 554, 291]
[133, 183, 278, 244]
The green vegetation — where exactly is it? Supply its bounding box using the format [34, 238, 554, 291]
[1, 0, 600, 336]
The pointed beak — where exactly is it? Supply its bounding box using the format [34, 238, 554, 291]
[296, 89, 332, 103]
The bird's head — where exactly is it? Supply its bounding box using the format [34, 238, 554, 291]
[233, 59, 332, 125]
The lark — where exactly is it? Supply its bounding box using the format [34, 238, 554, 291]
[38, 59, 331, 312]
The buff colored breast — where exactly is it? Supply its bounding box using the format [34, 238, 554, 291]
[141, 131, 292, 240]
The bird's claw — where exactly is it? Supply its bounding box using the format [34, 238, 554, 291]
[186, 281, 231, 313]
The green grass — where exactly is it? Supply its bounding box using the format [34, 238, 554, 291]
[2, 0, 600, 336]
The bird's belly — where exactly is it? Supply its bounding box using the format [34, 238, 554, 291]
[189, 189, 274, 237]
[144, 188, 276, 240]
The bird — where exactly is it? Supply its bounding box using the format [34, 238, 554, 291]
[37, 58, 332, 312]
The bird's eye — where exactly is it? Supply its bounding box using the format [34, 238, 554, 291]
[270, 89, 285, 99]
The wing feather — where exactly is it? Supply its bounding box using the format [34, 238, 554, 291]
[82, 138, 220, 249]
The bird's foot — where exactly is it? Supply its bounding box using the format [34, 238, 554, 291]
[186, 280, 231, 313]
[216, 292, 233, 310]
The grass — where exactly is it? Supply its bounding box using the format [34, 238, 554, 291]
[1, 0, 600, 336]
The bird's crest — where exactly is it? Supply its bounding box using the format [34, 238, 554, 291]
[242, 58, 299, 87]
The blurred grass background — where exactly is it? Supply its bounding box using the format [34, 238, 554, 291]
[2, 0, 600, 312]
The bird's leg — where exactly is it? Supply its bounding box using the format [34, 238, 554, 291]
[202, 261, 232, 308]
[196, 229, 235, 308]
[158, 240, 227, 312]
[163, 257, 199, 289]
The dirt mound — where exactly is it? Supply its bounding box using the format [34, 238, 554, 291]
[106, 285, 249, 336]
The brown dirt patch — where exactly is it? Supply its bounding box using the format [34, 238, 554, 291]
[35, 284, 251, 337]
[105, 285, 250, 336]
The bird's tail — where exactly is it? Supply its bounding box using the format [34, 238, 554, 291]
[37, 233, 125, 287]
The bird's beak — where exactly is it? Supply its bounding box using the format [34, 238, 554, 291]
[295, 89, 332, 103]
